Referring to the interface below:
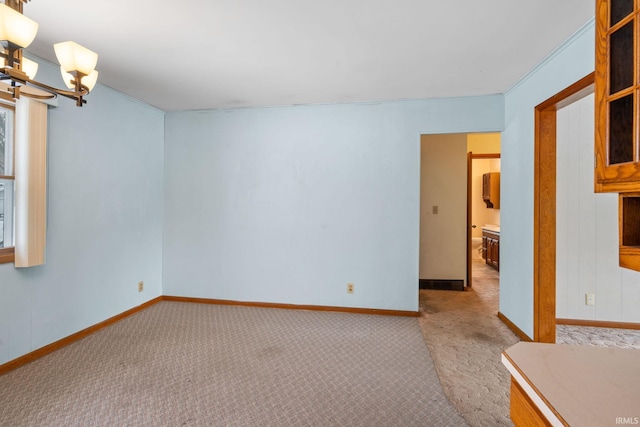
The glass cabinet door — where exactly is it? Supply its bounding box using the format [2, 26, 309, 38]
[595, 0, 640, 192]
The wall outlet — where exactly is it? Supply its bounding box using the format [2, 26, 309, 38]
[585, 293, 595, 306]
[138, 281, 144, 292]
[432, 206, 439, 214]
[347, 283, 354, 294]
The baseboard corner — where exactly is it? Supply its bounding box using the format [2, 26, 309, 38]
[0, 296, 162, 376]
[497, 311, 533, 342]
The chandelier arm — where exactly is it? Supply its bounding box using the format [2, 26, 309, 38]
[2, 67, 87, 103]
[24, 78, 89, 99]
[2, 0, 96, 107]
[15, 89, 56, 101]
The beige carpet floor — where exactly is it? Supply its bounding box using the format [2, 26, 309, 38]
[3, 260, 639, 426]
[418, 260, 519, 427]
[0, 302, 468, 427]
[557, 324, 640, 348]
[419, 258, 640, 427]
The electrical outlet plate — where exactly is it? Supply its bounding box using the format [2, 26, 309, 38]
[138, 281, 144, 292]
[585, 293, 595, 306]
[347, 283, 354, 294]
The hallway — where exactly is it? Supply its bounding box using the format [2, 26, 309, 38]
[419, 260, 516, 426]
[419, 259, 640, 427]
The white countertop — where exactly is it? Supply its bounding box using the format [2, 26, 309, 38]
[482, 225, 500, 233]
[502, 342, 640, 427]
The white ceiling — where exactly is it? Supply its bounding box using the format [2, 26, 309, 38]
[22, 0, 594, 112]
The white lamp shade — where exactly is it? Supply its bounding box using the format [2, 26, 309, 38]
[61, 67, 98, 92]
[54, 41, 98, 76]
[21, 57, 38, 79]
[0, 4, 39, 49]
[82, 70, 99, 92]
[60, 67, 74, 89]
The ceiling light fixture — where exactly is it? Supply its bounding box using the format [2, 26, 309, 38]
[0, 0, 98, 107]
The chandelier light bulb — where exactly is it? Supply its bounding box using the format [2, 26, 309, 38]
[0, 4, 39, 49]
[21, 57, 38, 79]
[54, 41, 98, 76]
[1, 3, 98, 106]
[60, 66, 99, 92]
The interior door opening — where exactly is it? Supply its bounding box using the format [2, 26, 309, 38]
[419, 133, 501, 292]
[467, 152, 501, 289]
[533, 72, 594, 343]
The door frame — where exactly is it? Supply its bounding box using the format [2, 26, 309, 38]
[533, 72, 594, 342]
[467, 152, 501, 289]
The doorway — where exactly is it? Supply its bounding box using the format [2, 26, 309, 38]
[533, 72, 594, 343]
[467, 152, 501, 288]
[419, 133, 501, 291]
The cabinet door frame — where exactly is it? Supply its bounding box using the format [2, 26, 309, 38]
[595, 0, 640, 192]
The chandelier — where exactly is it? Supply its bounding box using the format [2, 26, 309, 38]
[0, 0, 98, 107]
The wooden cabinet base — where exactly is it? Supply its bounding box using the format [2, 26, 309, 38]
[482, 229, 500, 270]
[510, 377, 552, 427]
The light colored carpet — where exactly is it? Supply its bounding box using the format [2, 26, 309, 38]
[557, 324, 640, 348]
[419, 259, 640, 427]
[418, 260, 519, 427]
[0, 302, 467, 426]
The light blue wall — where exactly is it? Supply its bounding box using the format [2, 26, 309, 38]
[501, 19, 595, 338]
[163, 96, 504, 312]
[0, 15, 598, 366]
[0, 59, 164, 365]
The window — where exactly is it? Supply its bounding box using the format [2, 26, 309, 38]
[0, 98, 15, 263]
[0, 94, 48, 267]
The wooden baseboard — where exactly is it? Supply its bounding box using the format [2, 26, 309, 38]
[498, 311, 533, 342]
[556, 318, 640, 330]
[0, 297, 163, 376]
[0, 295, 418, 376]
[162, 296, 420, 317]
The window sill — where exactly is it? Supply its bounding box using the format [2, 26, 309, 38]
[0, 248, 15, 264]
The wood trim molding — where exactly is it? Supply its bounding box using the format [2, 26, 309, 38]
[162, 296, 420, 317]
[0, 297, 163, 376]
[0, 248, 15, 264]
[557, 318, 640, 330]
[498, 311, 533, 342]
[534, 106, 557, 343]
[503, 349, 568, 426]
[533, 72, 595, 343]
[537, 73, 596, 111]
[467, 151, 473, 288]
[0, 295, 420, 377]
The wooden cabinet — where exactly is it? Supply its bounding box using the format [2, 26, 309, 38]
[595, 1, 640, 272]
[503, 342, 640, 427]
[482, 229, 500, 271]
[595, 0, 640, 192]
[618, 192, 640, 270]
[482, 172, 500, 208]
